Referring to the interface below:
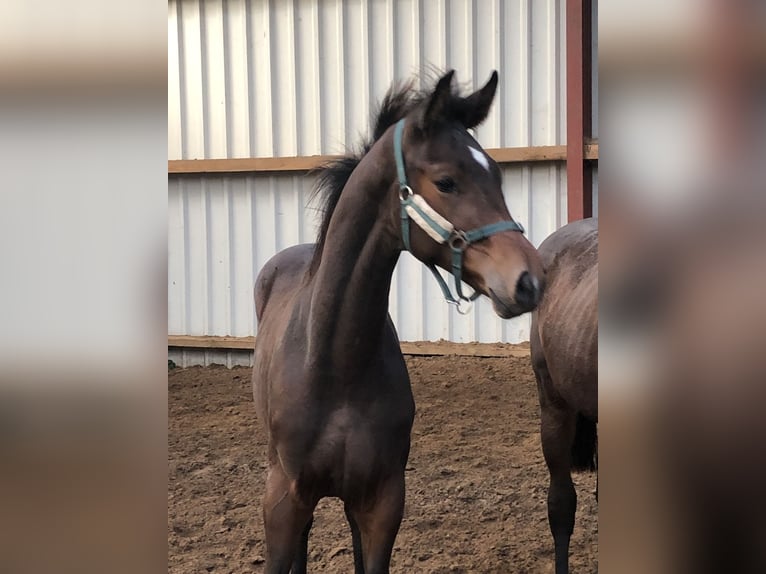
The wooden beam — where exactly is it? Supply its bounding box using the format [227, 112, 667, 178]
[168, 335, 530, 358]
[584, 142, 598, 160]
[566, 0, 594, 222]
[168, 156, 331, 174]
[169, 335, 253, 349]
[167, 144, 598, 175]
[490, 145, 566, 162]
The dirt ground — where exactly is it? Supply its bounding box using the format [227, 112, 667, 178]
[168, 355, 597, 573]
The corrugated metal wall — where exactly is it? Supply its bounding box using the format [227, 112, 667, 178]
[168, 0, 566, 158]
[168, 0, 571, 363]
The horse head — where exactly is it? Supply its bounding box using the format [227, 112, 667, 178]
[394, 70, 545, 318]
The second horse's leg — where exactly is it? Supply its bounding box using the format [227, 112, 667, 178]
[541, 403, 577, 574]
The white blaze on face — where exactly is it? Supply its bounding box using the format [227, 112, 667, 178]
[469, 146, 490, 172]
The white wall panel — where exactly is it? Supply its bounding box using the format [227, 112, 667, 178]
[169, 173, 318, 340]
[168, 0, 567, 159]
[169, 348, 253, 369]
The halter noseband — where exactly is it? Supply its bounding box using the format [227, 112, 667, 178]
[393, 118, 525, 313]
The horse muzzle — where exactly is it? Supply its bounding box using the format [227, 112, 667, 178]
[485, 270, 544, 318]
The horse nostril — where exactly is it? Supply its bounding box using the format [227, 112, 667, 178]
[515, 271, 540, 309]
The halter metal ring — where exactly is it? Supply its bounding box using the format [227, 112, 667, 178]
[455, 298, 473, 315]
[448, 230, 469, 251]
[399, 185, 414, 201]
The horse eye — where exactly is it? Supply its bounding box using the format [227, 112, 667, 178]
[434, 177, 457, 194]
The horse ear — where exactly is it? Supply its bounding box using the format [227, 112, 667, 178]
[419, 70, 456, 131]
[460, 70, 498, 128]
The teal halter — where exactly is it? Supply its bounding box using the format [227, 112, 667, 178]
[393, 118, 525, 313]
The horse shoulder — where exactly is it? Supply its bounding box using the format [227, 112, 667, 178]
[254, 243, 316, 321]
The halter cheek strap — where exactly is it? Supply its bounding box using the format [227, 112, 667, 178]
[394, 118, 525, 312]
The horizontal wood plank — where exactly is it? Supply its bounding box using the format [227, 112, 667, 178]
[168, 335, 530, 357]
[491, 145, 566, 162]
[168, 143, 599, 175]
[169, 335, 253, 349]
[168, 156, 331, 174]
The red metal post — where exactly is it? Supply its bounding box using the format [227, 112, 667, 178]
[566, 0, 593, 222]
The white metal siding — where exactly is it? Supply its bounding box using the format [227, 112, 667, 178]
[168, 0, 571, 356]
[169, 348, 254, 369]
[168, 0, 566, 159]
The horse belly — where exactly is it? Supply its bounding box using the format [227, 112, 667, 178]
[540, 284, 598, 418]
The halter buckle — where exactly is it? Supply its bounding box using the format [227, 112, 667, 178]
[399, 185, 413, 201]
[447, 230, 469, 252]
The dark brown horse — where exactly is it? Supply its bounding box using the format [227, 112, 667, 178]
[530, 217, 598, 574]
[252, 70, 544, 574]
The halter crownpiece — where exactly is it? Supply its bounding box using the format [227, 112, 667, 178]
[393, 118, 525, 313]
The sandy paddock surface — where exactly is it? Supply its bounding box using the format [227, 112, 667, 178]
[168, 354, 597, 573]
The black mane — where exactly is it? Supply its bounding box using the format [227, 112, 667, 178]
[308, 81, 419, 274]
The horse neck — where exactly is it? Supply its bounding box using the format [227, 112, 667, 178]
[308, 134, 401, 373]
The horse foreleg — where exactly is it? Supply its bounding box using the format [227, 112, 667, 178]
[345, 502, 366, 574]
[541, 404, 577, 574]
[262, 465, 315, 574]
[290, 516, 313, 574]
[349, 472, 405, 574]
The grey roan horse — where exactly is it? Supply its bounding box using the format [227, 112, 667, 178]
[530, 217, 598, 574]
[252, 70, 545, 574]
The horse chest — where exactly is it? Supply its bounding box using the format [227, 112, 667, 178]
[277, 402, 412, 500]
